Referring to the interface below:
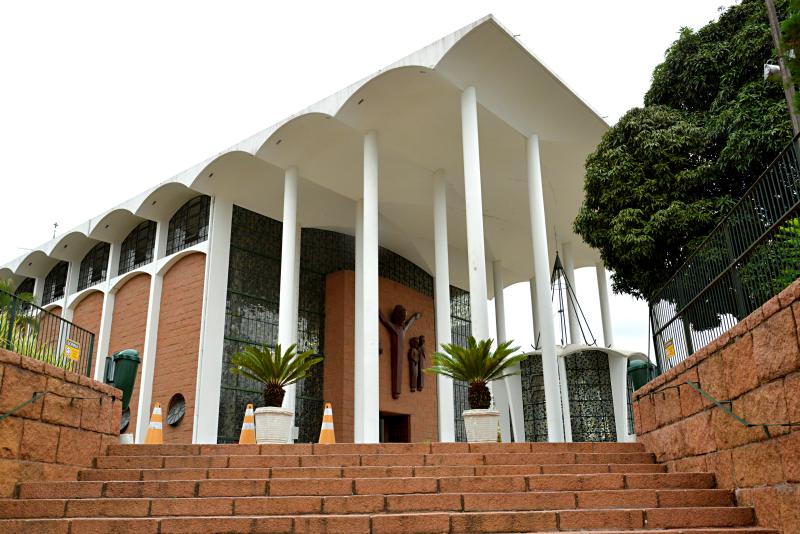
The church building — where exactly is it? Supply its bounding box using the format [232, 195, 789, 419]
[1, 16, 642, 445]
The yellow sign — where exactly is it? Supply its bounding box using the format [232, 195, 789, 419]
[64, 339, 81, 362]
[664, 338, 676, 360]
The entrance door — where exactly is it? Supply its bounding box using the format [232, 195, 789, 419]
[379, 412, 410, 442]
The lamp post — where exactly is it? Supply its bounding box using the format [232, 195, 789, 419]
[765, 0, 800, 135]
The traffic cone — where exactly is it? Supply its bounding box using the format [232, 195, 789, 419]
[318, 402, 335, 444]
[144, 402, 163, 444]
[239, 403, 256, 444]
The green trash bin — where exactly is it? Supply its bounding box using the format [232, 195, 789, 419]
[104, 349, 140, 411]
[628, 359, 657, 392]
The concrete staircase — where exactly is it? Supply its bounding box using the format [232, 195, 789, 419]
[0, 442, 775, 533]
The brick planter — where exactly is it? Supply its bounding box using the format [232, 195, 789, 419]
[0, 348, 121, 496]
[633, 277, 800, 532]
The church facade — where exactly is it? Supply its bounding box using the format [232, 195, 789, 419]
[1, 16, 641, 445]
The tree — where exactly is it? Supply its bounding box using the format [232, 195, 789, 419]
[574, 0, 793, 301]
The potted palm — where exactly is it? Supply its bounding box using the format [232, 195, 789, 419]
[426, 336, 527, 442]
[230, 343, 322, 444]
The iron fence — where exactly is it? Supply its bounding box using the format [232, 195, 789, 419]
[0, 289, 95, 376]
[650, 133, 800, 372]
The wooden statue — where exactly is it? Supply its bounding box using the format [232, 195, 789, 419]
[379, 305, 421, 399]
[407, 337, 420, 392]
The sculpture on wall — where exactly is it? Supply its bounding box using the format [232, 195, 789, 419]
[408, 335, 427, 392]
[379, 305, 421, 399]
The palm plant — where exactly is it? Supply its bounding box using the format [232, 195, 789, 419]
[230, 343, 322, 407]
[425, 336, 527, 409]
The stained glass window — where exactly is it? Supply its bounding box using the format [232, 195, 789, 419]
[42, 261, 68, 305]
[166, 195, 210, 256]
[77, 242, 110, 291]
[119, 220, 156, 275]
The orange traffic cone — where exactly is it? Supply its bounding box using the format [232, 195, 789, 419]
[239, 403, 256, 444]
[144, 402, 163, 444]
[318, 402, 335, 444]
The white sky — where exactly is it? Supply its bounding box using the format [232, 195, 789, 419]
[0, 0, 738, 357]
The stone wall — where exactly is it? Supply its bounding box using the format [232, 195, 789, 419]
[633, 278, 800, 533]
[0, 348, 121, 497]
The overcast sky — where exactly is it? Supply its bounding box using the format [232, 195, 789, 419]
[0, 0, 738, 357]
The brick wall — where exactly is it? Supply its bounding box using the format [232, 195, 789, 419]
[71, 290, 103, 343]
[108, 273, 150, 434]
[0, 348, 121, 497]
[323, 271, 438, 443]
[151, 253, 205, 444]
[633, 278, 800, 532]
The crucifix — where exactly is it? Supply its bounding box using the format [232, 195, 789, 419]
[379, 304, 421, 399]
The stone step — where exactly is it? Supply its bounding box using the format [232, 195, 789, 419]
[9, 487, 733, 509]
[92, 452, 656, 470]
[0, 507, 759, 533]
[103, 441, 646, 457]
[15, 472, 717, 501]
[75, 462, 666, 482]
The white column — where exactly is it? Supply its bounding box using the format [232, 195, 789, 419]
[433, 171, 455, 442]
[134, 220, 168, 443]
[192, 197, 233, 443]
[354, 201, 365, 443]
[359, 130, 380, 443]
[292, 227, 301, 346]
[32, 277, 44, 306]
[527, 134, 564, 442]
[492, 261, 525, 442]
[561, 242, 580, 345]
[460, 86, 490, 340]
[279, 167, 300, 431]
[608, 353, 629, 442]
[557, 356, 573, 442]
[596, 264, 614, 347]
[93, 242, 121, 380]
[529, 278, 540, 349]
[61, 261, 81, 322]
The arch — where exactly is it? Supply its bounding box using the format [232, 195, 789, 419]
[133, 182, 200, 222]
[67, 287, 105, 312]
[108, 271, 151, 434]
[158, 249, 206, 277]
[71, 290, 104, 343]
[152, 252, 206, 444]
[89, 208, 145, 243]
[46, 231, 97, 262]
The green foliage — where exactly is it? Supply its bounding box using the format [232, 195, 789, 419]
[575, 0, 793, 301]
[425, 336, 527, 409]
[782, 0, 800, 110]
[739, 217, 800, 302]
[230, 343, 322, 407]
[0, 282, 64, 368]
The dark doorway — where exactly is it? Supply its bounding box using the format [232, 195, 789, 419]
[379, 413, 410, 442]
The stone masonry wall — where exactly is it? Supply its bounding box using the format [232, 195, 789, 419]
[0, 348, 121, 497]
[633, 278, 800, 533]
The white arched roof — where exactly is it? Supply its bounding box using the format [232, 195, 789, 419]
[2, 15, 607, 295]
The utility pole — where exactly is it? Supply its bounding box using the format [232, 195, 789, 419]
[765, 0, 800, 135]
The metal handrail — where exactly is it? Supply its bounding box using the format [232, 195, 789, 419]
[636, 380, 798, 438]
[0, 288, 95, 376]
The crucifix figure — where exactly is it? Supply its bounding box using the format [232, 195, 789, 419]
[379, 304, 421, 399]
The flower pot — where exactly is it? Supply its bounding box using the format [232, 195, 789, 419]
[254, 406, 294, 444]
[462, 408, 500, 443]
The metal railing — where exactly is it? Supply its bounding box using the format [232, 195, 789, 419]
[0, 289, 95, 376]
[650, 133, 800, 372]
